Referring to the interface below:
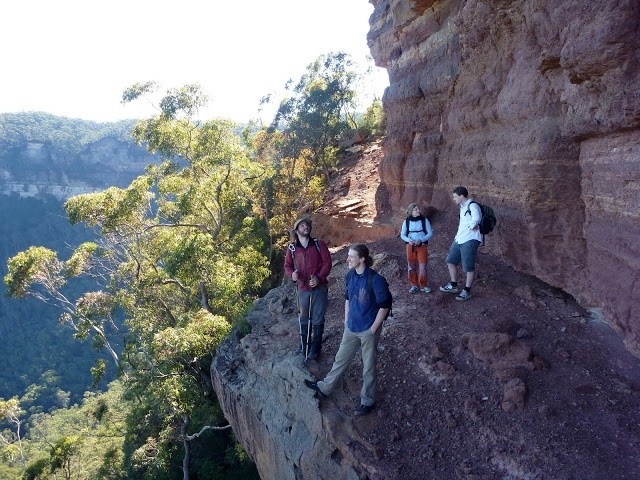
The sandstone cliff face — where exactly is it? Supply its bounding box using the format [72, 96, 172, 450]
[368, 0, 640, 353]
[0, 136, 156, 199]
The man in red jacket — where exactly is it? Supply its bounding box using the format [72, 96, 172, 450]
[284, 217, 332, 361]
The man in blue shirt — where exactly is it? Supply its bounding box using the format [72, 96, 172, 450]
[304, 243, 391, 416]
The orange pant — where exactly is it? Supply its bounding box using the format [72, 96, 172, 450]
[406, 243, 429, 288]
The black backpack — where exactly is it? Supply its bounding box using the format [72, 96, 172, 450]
[346, 268, 393, 319]
[468, 201, 497, 244]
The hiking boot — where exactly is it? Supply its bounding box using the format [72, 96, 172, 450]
[304, 379, 327, 398]
[354, 404, 375, 416]
[439, 283, 459, 293]
[455, 290, 472, 301]
[421, 286, 432, 293]
[409, 286, 419, 294]
[307, 324, 324, 361]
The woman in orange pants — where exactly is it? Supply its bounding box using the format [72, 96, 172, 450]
[400, 203, 433, 293]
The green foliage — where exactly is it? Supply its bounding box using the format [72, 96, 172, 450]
[4, 246, 60, 298]
[22, 458, 48, 480]
[0, 397, 25, 468]
[0, 196, 109, 405]
[357, 98, 386, 138]
[245, 52, 361, 267]
[121, 81, 158, 105]
[15, 382, 128, 479]
[0, 49, 386, 478]
[5, 85, 269, 478]
[152, 309, 231, 363]
[0, 112, 136, 162]
[0, 112, 156, 407]
[49, 435, 80, 478]
[271, 51, 359, 182]
[247, 127, 326, 261]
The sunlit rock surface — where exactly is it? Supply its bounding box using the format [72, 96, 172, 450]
[211, 286, 379, 480]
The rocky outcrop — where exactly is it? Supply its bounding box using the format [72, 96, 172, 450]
[211, 285, 383, 480]
[368, 0, 640, 354]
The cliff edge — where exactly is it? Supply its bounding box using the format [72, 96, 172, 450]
[210, 2, 640, 477]
[211, 145, 640, 479]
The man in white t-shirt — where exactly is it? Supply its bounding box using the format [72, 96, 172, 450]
[439, 186, 482, 301]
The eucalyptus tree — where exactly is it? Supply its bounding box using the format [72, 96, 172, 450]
[271, 51, 359, 183]
[0, 398, 25, 468]
[246, 125, 324, 265]
[5, 84, 267, 479]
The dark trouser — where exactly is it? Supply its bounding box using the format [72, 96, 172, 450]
[298, 286, 328, 356]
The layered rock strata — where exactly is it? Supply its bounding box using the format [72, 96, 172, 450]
[368, 0, 640, 353]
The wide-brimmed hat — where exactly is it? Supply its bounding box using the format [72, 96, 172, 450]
[293, 217, 312, 230]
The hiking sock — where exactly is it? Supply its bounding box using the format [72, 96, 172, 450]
[450, 281, 457, 288]
[463, 287, 471, 293]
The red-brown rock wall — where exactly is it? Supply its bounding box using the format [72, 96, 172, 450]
[368, 0, 640, 353]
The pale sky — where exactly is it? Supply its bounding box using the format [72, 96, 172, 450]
[1, 0, 388, 123]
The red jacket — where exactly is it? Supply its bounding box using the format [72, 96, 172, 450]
[284, 238, 332, 291]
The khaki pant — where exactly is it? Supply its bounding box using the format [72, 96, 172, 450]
[317, 325, 381, 406]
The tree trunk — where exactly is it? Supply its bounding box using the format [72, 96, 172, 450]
[182, 414, 190, 480]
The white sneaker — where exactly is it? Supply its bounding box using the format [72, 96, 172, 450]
[409, 286, 419, 294]
[421, 287, 432, 293]
[455, 290, 472, 301]
[439, 283, 459, 293]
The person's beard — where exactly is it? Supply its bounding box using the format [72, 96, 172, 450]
[298, 230, 310, 239]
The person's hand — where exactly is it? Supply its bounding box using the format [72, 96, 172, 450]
[309, 275, 318, 288]
[291, 271, 298, 282]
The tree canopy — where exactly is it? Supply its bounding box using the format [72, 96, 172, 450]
[4, 85, 268, 478]
[1, 51, 385, 479]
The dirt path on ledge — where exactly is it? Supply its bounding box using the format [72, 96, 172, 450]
[303, 145, 640, 479]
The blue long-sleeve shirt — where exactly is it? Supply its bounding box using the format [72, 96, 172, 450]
[344, 267, 392, 332]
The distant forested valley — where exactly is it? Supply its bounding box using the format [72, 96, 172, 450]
[0, 112, 144, 408]
[0, 194, 108, 405]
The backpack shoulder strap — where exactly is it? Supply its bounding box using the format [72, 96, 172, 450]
[366, 268, 375, 292]
[288, 242, 296, 260]
[367, 269, 393, 318]
[468, 201, 482, 215]
[467, 202, 486, 245]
